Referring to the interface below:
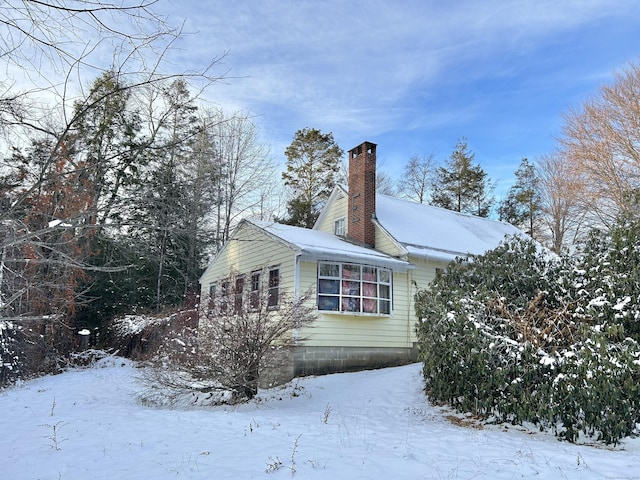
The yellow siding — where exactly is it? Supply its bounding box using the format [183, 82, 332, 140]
[199, 223, 296, 298]
[403, 255, 451, 343]
[409, 255, 449, 290]
[315, 192, 348, 235]
[200, 222, 452, 350]
[373, 224, 405, 258]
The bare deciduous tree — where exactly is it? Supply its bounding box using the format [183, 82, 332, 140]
[375, 170, 396, 196]
[398, 154, 435, 203]
[536, 152, 586, 253]
[145, 273, 316, 404]
[205, 110, 276, 250]
[559, 60, 640, 227]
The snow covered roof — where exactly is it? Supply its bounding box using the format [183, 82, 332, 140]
[248, 219, 412, 272]
[375, 194, 526, 262]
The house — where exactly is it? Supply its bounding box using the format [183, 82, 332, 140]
[199, 141, 526, 384]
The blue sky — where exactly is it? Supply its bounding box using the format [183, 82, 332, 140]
[159, 0, 640, 199]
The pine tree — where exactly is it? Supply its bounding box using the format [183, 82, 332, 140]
[72, 70, 142, 225]
[498, 158, 541, 237]
[281, 128, 343, 228]
[430, 138, 494, 217]
[130, 79, 201, 310]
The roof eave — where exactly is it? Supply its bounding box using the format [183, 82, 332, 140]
[299, 250, 413, 273]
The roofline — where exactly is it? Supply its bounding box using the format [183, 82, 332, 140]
[199, 218, 302, 284]
[299, 252, 413, 272]
[403, 241, 471, 259]
[313, 184, 348, 230]
[249, 218, 413, 272]
[371, 217, 408, 257]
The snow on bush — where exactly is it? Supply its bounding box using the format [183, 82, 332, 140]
[105, 311, 197, 360]
[415, 226, 640, 445]
[0, 321, 22, 386]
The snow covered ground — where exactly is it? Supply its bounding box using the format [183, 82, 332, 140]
[1, 358, 640, 479]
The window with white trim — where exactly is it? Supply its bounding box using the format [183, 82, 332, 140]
[317, 262, 392, 314]
[207, 283, 217, 312]
[250, 271, 261, 310]
[234, 276, 244, 314]
[268, 267, 280, 308]
[334, 217, 346, 236]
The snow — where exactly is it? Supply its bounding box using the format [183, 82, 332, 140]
[232, 192, 528, 272]
[376, 194, 526, 260]
[2, 360, 639, 479]
[249, 219, 412, 271]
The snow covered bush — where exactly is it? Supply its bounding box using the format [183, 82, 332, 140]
[105, 311, 196, 360]
[415, 232, 640, 444]
[574, 217, 640, 340]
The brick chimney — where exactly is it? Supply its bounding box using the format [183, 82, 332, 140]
[347, 141, 376, 247]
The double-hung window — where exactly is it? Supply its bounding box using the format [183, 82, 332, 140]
[250, 271, 261, 310]
[317, 262, 392, 314]
[268, 267, 280, 308]
[220, 279, 230, 313]
[207, 283, 217, 312]
[234, 276, 244, 314]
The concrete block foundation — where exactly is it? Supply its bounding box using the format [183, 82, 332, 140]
[260, 345, 417, 387]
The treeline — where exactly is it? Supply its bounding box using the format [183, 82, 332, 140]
[392, 59, 640, 254]
[0, 2, 279, 383]
[1, 73, 278, 330]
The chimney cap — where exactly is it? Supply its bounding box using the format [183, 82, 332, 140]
[348, 141, 377, 158]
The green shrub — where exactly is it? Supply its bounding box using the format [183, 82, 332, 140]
[415, 231, 640, 445]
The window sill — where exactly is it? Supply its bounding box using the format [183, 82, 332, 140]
[317, 309, 392, 318]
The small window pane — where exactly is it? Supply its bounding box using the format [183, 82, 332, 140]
[362, 266, 376, 281]
[342, 297, 360, 312]
[342, 264, 360, 280]
[363, 298, 377, 313]
[319, 263, 339, 277]
[379, 284, 390, 299]
[342, 280, 360, 295]
[319, 279, 340, 294]
[380, 300, 391, 315]
[362, 282, 376, 297]
[318, 296, 339, 311]
[379, 269, 390, 283]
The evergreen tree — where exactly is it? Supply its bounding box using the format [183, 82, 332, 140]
[72, 70, 143, 225]
[281, 128, 343, 228]
[498, 158, 542, 237]
[130, 79, 201, 310]
[430, 138, 494, 217]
